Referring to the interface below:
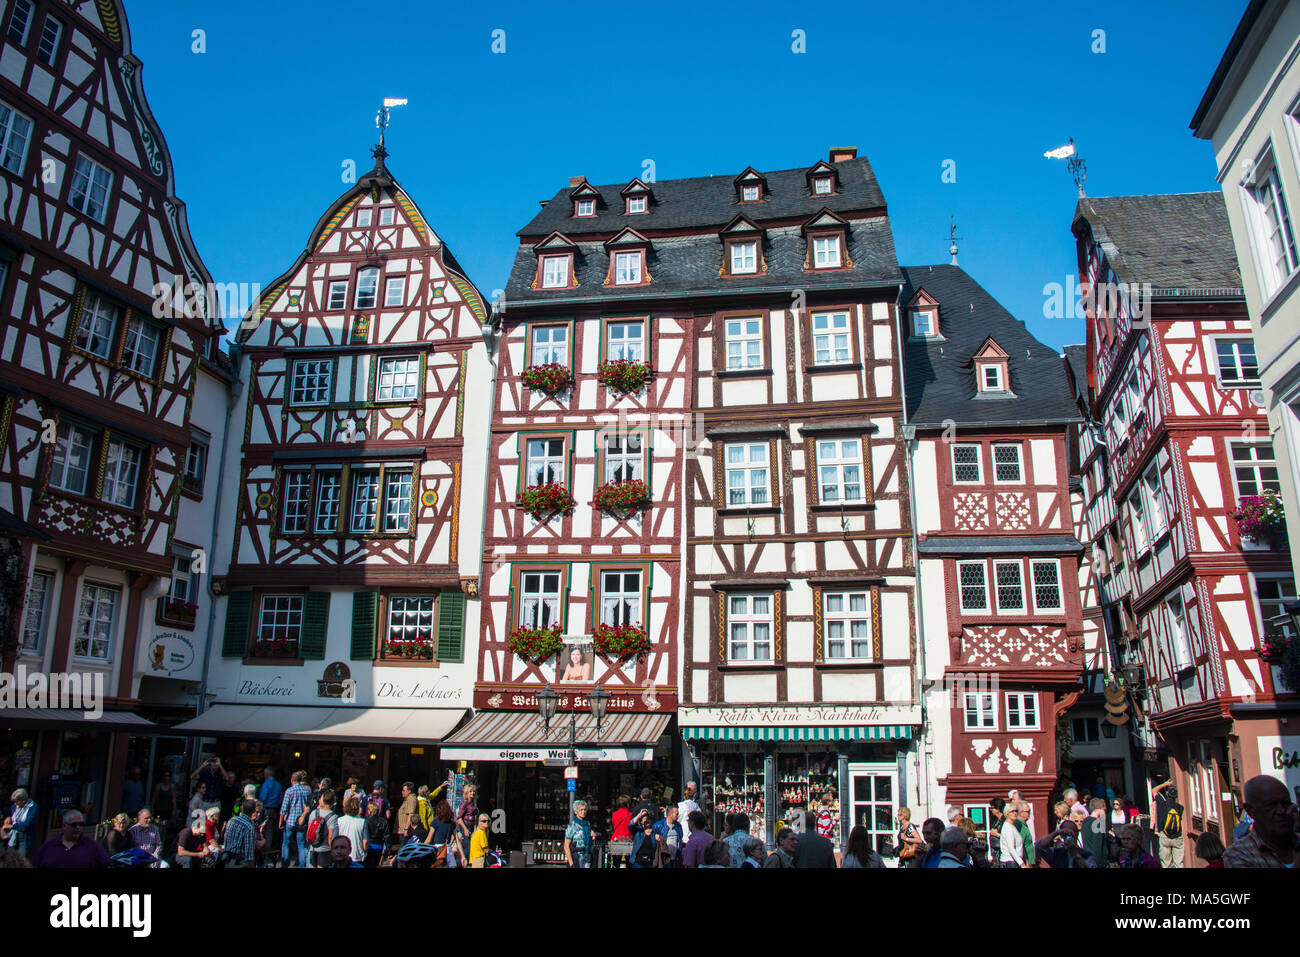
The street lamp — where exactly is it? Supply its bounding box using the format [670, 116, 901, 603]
[537, 685, 560, 734]
[588, 683, 609, 735]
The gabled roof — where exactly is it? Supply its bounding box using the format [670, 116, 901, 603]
[973, 337, 1008, 360]
[908, 288, 938, 307]
[801, 208, 848, 233]
[735, 167, 767, 184]
[721, 214, 764, 236]
[604, 227, 650, 249]
[535, 231, 578, 251]
[805, 160, 836, 181]
[570, 180, 601, 199]
[620, 178, 654, 197]
[1071, 192, 1243, 294]
[901, 264, 1081, 428]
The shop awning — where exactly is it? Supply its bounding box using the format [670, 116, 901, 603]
[441, 710, 670, 762]
[171, 705, 466, 742]
[0, 708, 158, 731]
[681, 724, 913, 742]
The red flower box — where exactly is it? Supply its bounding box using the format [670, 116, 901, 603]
[593, 478, 650, 514]
[521, 363, 572, 396]
[593, 622, 651, 659]
[596, 359, 653, 394]
[508, 625, 563, 661]
[516, 483, 576, 519]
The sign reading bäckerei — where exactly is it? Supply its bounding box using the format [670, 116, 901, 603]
[678, 704, 921, 727]
[439, 746, 653, 762]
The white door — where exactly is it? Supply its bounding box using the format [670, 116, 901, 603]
[847, 762, 898, 855]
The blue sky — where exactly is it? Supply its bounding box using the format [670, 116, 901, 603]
[125, 0, 1244, 349]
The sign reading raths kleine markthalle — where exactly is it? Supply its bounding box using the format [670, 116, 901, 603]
[678, 704, 921, 726]
[473, 684, 678, 713]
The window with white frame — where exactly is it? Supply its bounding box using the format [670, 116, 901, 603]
[606, 321, 644, 362]
[525, 438, 565, 486]
[1129, 490, 1149, 552]
[121, 317, 160, 376]
[724, 317, 763, 370]
[387, 596, 434, 647]
[74, 581, 119, 660]
[1242, 148, 1299, 296]
[313, 470, 341, 534]
[812, 176, 832, 195]
[980, 364, 1003, 392]
[1215, 339, 1260, 387]
[724, 442, 769, 506]
[1257, 576, 1298, 631]
[5, 0, 32, 45]
[354, 267, 379, 309]
[913, 309, 935, 338]
[0, 101, 33, 174]
[604, 433, 642, 483]
[382, 469, 413, 533]
[1232, 442, 1281, 497]
[384, 276, 405, 307]
[541, 255, 569, 289]
[614, 251, 642, 285]
[101, 439, 141, 508]
[812, 311, 851, 365]
[812, 235, 841, 268]
[727, 593, 773, 662]
[993, 560, 1025, 613]
[958, 561, 988, 612]
[952, 443, 981, 483]
[992, 443, 1022, 483]
[281, 470, 311, 533]
[69, 155, 112, 223]
[75, 292, 121, 359]
[1187, 743, 1203, 818]
[355, 207, 372, 227]
[531, 325, 568, 366]
[742, 184, 760, 202]
[258, 594, 304, 642]
[1167, 594, 1194, 669]
[290, 359, 332, 405]
[1005, 692, 1039, 730]
[379, 207, 395, 226]
[576, 199, 594, 217]
[1126, 371, 1142, 419]
[1200, 740, 1217, 821]
[519, 572, 562, 629]
[35, 15, 60, 65]
[168, 555, 194, 606]
[816, 438, 864, 503]
[1142, 466, 1167, 539]
[326, 280, 347, 310]
[350, 470, 380, 533]
[50, 422, 94, 495]
[823, 590, 871, 659]
[627, 195, 646, 214]
[183, 440, 207, 492]
[1031, 560, 1062, 612]
[729, 241, 757, 274]
[963, 691, 996, 730]
[1112, 383, 1130, 437]
[376, 355, 420, 401]
[600, 570, 642, 626]
[21, 569, 53, 654]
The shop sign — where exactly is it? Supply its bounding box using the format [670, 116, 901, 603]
[145, 631, 198, 679]
[439, 746, 653, 762]
[1257, 735, 1300, 790]
[376, 675, 466, 703]
[474, 684, 677, 714]
[679, 704, 920, 727]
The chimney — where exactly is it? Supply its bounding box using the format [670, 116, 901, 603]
[829, 147, 857, 163]
[569, 176, 587, 188]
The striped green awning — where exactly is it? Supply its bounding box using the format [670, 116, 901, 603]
[681, 725, 913, 742]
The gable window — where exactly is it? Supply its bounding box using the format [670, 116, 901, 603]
[727, 593, 773, 663]
[1005, 692, 1039, 730]
[74, 582, 119, 660]
[379, 207, 395, 226]
[1167, 594, 1194, 669]
[952, 444, 982, 484]
[541, 255, 569, 289]
[576, 199, 595, 217]
[354, 267, 379, 309]
[355, 208, 372, 227]
[531, 325, 569, 366]
[281, 470, 311, 534]
[812, 175, 832, 195]
[958, 561, 988, 612]
[519, 571, 562, 629]
[258, 594, 304, 643]
[600, 570, 642, 626]
[1215, 339, 1260, 387]
[313, 470, 342, 534]
[0, 101, 33, 174]
[384, 276, 406, 307]
[993, 560, 1025, 613]
[725, 442, 770, 506]
[34, 15, 60, 65]
[604, 433, 643, 483]
[963, 691, 997, 730]
[729, 241, 757, 275]
[1232, 442, 1280, 497]
[913, 310, 935, 338]
[102, 439, 142, 508]
[326, 280, 347, 310]
[69, 155, 112, 223]
[980, 364, 1003, 392]
[606, 320, 644, 362]
[811, 311, 851, 365]
[614, 251, 642, 285]
[1031, 560, 1062, 612]
[349, 470, 380, 534]
[1242, 148, 1299, 296]
[121, 317, 161, 376]
[812, 236, 841, 268]
[21, 569, 53, 654]
[50, 423, 94, 495]
[816, 438, 864, 503]
[376, 356, 420, 402]
[992, 443, 1022, 483]
[724, 317, 763, 370]
[823, 590, 871, 659]
[5, 0, 32, 45]
[75, 292, 121, 359]
[382, 469, 413, 533]
[1142, 466, 1167, 539]
[525, 437, 566, 487]
[290, 359, 332, 406]
[627, 196, 646, 214]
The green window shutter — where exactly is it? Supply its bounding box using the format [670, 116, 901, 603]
[351, 591, 378, 660]
[436, 591, 465, 663]
[221, 591, 253, 658]
[301, 591, 332, 660]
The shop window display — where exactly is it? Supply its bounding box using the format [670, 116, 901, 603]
[701, 751, 765, 839]
[777, 752, 840, 835]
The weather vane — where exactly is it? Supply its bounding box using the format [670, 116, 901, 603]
[1045, 138, 1086, 196]
[373, 97, 408, 158]
[948, 215, 962, 265]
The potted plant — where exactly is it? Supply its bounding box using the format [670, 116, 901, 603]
[507, 625, 563, 661]
[181, 473, 203, 494]
[1261, 632, 1300, 693]
[517, 483, 577, 519]
[596, 358, 653, 395]
[593, 622, 651, 659]
[521, 362, 572, 396]
[592, 478, 651, 515]
[163, 596, 198, 622]
[1229, 491, 1287, 546]
[254, 635, 299, 658]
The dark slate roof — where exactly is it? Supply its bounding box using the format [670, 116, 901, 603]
[0, 506, 47, 540]
[1063, 343, 1088, 394]
[1072, 192, 1243, 292]
[917, 535, 1084, 555]
[900, 265, 1083, 428]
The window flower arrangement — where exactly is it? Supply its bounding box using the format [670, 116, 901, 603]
[596, 359, 653, 394]
[181, 473, 203, 494]
[517, 483, 576, 519]
[521, 363, 572, 395]
[1261, 632, 1300, 693]
[162, 597, 199, 622]
[507, 625, 563, 661]
[593, 622, 650, 659]
[253, 635, 299, 658]
[1229, 491, 1287, 545]
[592, 478, 650, 514]
[385, 634, 434, 659]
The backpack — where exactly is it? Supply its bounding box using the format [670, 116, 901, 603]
[1104, 831, 1123, 864]
[1161, 803, 1183, 839]
[306, 810, 329, 847]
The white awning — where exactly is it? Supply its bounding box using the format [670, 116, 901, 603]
[0, 709, 158, 730]
[172, 705, 466, 742]
[441, 710, 670, 762]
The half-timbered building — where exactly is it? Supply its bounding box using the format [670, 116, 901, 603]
[903, 264, 1084, 832]
[182, 147, 493, 791]
[1072, 191, 1297, 858]
[0, 0, 228, 828]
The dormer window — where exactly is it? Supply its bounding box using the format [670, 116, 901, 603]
[914, 310, 935, 338]
[614, 251, 642, 285]
[720, 215, 766, 278]
[742, 185, 760, 202]
[576, 199, 595, 217]
[541, 255, 569, 289]
[604, 227, 651, 287]
[802, 210, 850, 272]
[734, 167, 768, 205]
[730, 241, 757, 274]
[627, 196, 646, 214]
[812, 236, 841, 268]
[981, 364, 1003, 391]
[972, 337, 1012, 396]
[620, 179, 654, 217]
[813, 176, 832, 195]
[532, 232, 579, 290]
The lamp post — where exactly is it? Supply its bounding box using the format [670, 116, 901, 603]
[536, 682, 611, 820]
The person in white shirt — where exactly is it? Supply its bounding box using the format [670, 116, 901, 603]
[677, 782, 700, 827]
[999, 803, 1026, 867]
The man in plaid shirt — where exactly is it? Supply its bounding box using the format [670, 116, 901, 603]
[223, 800, 260, 867]
[279, 771, 312, 868]
[1224, 775, 1299, 868]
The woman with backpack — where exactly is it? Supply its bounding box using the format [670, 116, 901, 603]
[305, 791, 338, 868]
[363, 800, 388, 868]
